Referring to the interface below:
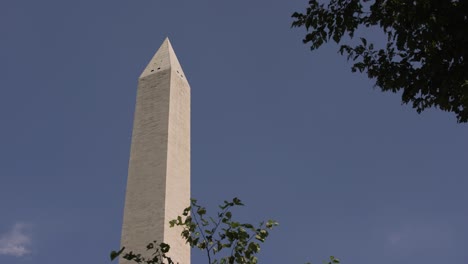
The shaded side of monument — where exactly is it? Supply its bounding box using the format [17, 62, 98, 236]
[120, 38, 191, 264]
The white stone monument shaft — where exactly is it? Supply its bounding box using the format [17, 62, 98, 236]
[120, 38, 190, 264]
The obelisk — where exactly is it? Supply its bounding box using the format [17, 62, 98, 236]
[120, 38, 190, 264]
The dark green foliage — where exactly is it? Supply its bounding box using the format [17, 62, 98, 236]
[169, 198, 278, 264]
[292, 0, 468, 122]
[110, 242, 174, 264]
[111, 198, 279, 264]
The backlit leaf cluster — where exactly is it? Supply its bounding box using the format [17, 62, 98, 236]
[169, 198, 278, 264]
[110, 242, 174, 264]
[111, 198, 278, 264]
[292, 0, 468, 122]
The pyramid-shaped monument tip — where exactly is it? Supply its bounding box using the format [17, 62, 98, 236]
[139, 38, 187, 80]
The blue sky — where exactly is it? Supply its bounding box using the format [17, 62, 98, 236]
[1, 1, 467, 264]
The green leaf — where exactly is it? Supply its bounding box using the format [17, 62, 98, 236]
[169, 219, 176, 227]
[255, 234, 265, 242]
[360, 37, 367, 46]
[266, 220, 279, 229]
[110, 247, 125, 261]
[197, 207, 206, 216]
[233, 197, 244, 205]
[242, 223, 254, 229]
[248, 242, 260, 253]
[182, 206, 191, 216]
[225, 211, 232, 219]
[160, 243, 170, 253]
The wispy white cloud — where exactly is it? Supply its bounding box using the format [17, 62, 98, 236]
[385, 222, 453, 250]
[0, 223, 32, 257]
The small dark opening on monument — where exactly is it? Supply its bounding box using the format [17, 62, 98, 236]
[151, 70, 154, 72]
[157, 67, 161, 70]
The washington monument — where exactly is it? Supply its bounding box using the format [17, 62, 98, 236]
[120, 38, 191, 264]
